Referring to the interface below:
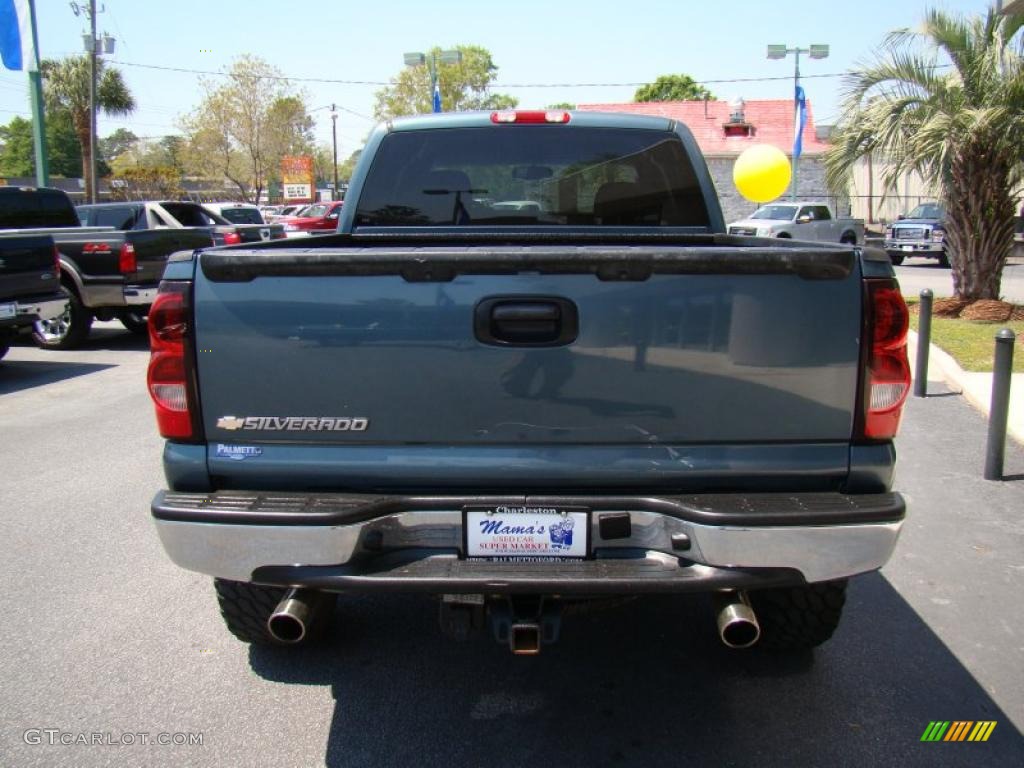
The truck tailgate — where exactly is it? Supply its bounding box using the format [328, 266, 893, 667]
[192, 240, 863, 488]
[0, 233, 57, 298]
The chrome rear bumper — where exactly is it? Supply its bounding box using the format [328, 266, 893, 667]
[152, 491, 904, 590]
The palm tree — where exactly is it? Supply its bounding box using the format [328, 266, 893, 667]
[826, 8, 1024, 300]
[41, 56, 135, 202]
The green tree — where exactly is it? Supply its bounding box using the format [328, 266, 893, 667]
[825, 8, 1024, 300]
[109, 135, 185, 177]
[338, 148, 362, 184]
[546, 102, 576, 110]
[40, 56, 135, 200]
[373, 45, 517, 119]
[98, 127, 138, 165]
[633, 74, 714, 102]
[0, 110, 86, 178]
[181, 56, 314, 203]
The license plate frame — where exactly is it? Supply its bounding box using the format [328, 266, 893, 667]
[0, 302, 15, 320]
[463, 505, 591, 560]
[901, 245, 914, 252]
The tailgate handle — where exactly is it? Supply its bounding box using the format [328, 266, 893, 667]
[475, 297, 578, 347]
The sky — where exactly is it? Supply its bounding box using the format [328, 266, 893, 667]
[0, 0, 997, 159]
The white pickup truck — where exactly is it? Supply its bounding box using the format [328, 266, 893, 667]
[729, 202, 864, 245]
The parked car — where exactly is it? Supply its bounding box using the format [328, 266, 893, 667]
[884, 202, 947, 266]
[201, 202, 265, 225]
[149, 111, 908, 657]
[0, 187, 212, 349]
[266, 204, 305, 222]
[728, 202, 864, 244]
[277, 201, 343, 235]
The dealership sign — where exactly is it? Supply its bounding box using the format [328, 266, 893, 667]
[281, 156, 314, 203]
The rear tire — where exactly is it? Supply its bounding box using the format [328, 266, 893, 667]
[749, 580, 847, 650]
[32, 285, 92, 350]
[213, 578, 335, 645]
[887, 251, 905, 266]
[840, 233, 857, 245]
[937, 251, 950, 268]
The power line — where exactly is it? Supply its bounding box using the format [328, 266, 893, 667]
[110, 57, 860, 91]
[111, 59, 391, 86]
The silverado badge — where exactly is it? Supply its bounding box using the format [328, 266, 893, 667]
[216, 415, 369, 432]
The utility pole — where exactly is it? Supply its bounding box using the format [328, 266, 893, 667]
[72, 1, 114, 202]
[331, 104, 339, 200]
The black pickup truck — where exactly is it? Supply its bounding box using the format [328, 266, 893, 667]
[0, 187, 215, 349]
[77, 201, 286, 248]
[0, 224, 66, 361]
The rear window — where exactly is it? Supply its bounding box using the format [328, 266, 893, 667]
[161, 203, 226, 226]
[80, 205, 139, 230]
[217, 207, 263, 224]
[354, 126, 710, 228]
[0, 189, 79, 229]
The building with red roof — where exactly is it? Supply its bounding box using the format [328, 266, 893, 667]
[577, 98, 840, 225]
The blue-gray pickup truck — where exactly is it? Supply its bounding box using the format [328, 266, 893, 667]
[148, 110, 910, 655]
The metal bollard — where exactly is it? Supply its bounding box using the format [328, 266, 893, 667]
[914, 289, 933, 398]
[984, 329, 1016, 481]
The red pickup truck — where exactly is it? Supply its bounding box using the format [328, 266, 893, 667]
[279, 201, 343, 234]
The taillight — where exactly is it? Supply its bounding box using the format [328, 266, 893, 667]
[223, 232, 242, 245]
[119, 242, 137, 274]
[858, 280, 910, 440]
[147, 281, 200, 440]
[490, 110, 571, 124]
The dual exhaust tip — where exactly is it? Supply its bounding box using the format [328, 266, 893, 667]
[267, 588, 761, 650]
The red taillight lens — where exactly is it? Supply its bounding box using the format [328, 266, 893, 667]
[223, 232, 242, 245]
[147, 281, 198, 440]
[860, 280, 910, 439]
[490, 110, 571, 124]
[119, 242, 137, 275]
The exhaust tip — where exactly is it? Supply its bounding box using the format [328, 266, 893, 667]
[714, 591, 761, 649]
[267, 611, 307, 644]
[720, 618, 760, 649]
[510, 623, 541, 655]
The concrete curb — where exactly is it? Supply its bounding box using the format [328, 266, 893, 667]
[908, 329, 1024, 445]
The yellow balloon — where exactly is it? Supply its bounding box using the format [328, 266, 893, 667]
[733, 145, 792, 203]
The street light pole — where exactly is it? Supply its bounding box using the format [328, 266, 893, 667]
[330, 104, 339, 200]
[403, 49, 463, 113]
[767, 43, 829, 201]
[792, 47, 800, 201]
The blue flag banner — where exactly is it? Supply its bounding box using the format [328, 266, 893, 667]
[432, 81, 442, 113]
[793, 85, 807, 159]
[0, 0, 34, 71]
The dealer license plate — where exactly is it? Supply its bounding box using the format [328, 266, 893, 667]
[901, 245, 914, 252]
[0, 302, 15, 320]
[464, 506, 589, 559]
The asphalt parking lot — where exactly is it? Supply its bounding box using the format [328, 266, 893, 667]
[1, 323, 1022, 767]
[894, 257, 1024, 302]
